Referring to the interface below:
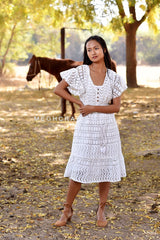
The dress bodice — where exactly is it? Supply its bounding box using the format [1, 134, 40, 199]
[60, 65, 127, 107]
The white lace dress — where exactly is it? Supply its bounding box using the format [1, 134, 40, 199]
[60, 65, 127, 183]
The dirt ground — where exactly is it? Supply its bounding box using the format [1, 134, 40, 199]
[0, 77, 160, 240]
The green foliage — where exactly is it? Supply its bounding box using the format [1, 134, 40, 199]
[102, 0, 160, 30]
[61, 0, 95, 27]
[0, 0, 97, 75]
[109, 16, 124, 34]
[28, 26, 60, 58]
[0, 0, 159, 76]
[147, 6, 159, 33]
[139, 4, 146, 11]
[0, 0, 67, 74]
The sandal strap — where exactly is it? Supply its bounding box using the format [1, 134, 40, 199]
[99, 202, 106, 208]
[63, 203, 73, 216]
[64, 203, 72, 208]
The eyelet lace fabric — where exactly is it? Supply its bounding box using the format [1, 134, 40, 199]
[60, 65, 127, 183]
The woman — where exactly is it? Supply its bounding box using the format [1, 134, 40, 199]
[54, 35, 127, 227]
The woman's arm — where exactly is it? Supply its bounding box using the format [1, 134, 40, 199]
[54, 79, 83, 106]
[80, 96, 121, 116]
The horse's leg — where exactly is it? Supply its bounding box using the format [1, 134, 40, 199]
[66, 89, 76, 119]
[55, 75, 76, 118]
[61, 97, 66, 117]
[69, 101, 75, 119]
[61, 96, 75, 119]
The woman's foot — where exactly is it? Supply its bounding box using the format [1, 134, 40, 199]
[96, 202, 108, 227]
[54, 204, 73, 227]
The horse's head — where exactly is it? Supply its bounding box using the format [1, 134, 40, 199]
[26, 55, 41, 81]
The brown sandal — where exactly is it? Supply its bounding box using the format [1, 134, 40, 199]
[96, 202, 108, 227]
[54, 204, 73, 227]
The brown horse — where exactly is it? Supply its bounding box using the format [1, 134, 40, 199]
[26, 55, 82, 118]
[26, 55, 117, 117]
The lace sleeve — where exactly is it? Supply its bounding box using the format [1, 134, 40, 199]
[112, 74, 127, 98]
[60, 67, 85, 96]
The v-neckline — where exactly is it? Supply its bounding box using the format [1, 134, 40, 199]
[88, 65, 107, 87]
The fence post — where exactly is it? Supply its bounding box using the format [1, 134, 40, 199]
[61, 27, 65, 59]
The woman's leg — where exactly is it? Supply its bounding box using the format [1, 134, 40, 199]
[65, 179, 81, 206]
[97, 182, 110, 227]
[55, 179, 81, 226]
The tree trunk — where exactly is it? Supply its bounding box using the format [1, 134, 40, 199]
[0, 24, 16, 77]
[0, 68, 2, 77]
[126, 25, 138, 88]
[0, 58, 6, 77]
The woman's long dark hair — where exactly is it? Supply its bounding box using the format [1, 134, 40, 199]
[83, 35, 112, 69]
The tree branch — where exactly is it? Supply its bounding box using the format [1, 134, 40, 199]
[3, 24, 17, 59]
[137, 0, 159, 27]
[0, 35, 4, 54]
[128, 0, 136, 20]
[115, 0, 126, 18]
[0, 24, 17, 75]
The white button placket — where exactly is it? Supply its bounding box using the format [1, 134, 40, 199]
[96, 88, 99, 103]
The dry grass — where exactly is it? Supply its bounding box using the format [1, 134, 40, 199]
[0, 85, 160, 239]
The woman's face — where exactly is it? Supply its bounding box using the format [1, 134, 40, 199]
[86, 40, 105, 63]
